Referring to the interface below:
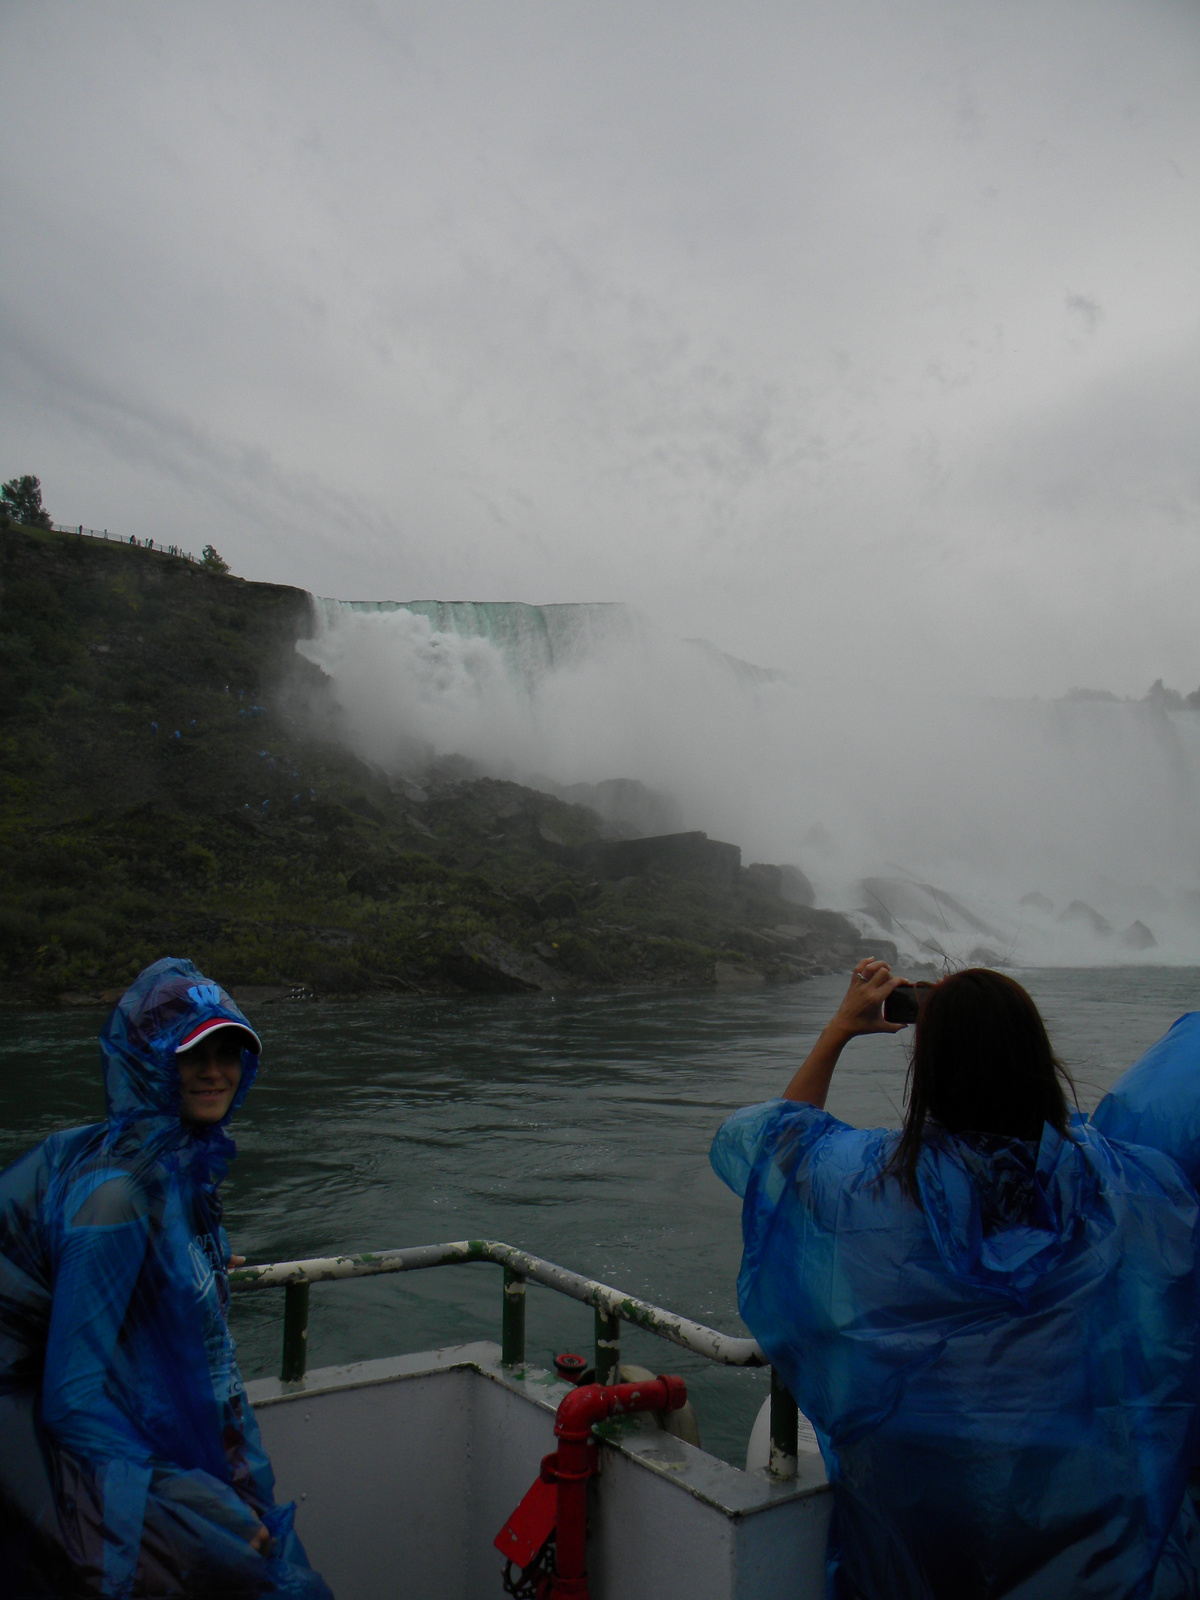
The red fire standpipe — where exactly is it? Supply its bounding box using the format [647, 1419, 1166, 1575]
[552, 1376, 687, 1599]
[495, 1374, 689, 1600]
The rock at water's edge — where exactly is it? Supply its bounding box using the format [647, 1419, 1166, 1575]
[968, 946, 1005, 965]
[453, 934, 564, 993]
[1058, 901, 1113, 938]
[714, 961, 766, 987]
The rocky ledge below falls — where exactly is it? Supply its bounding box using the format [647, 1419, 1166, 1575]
[1, 518, 884, 1006]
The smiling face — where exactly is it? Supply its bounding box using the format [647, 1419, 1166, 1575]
[176, 1032, 245, 1125]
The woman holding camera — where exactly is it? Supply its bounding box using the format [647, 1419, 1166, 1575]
[712, 961, 1200, 1598]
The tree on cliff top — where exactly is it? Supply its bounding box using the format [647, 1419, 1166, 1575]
[2, 475, 52, 529]
[201, 544, 229, 574]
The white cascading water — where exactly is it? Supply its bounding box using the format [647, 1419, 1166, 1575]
[298, 599, 1200, 968]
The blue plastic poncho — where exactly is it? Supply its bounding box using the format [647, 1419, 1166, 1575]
[712, 1097, 1200, 1599]
[0, 958, 332, 1599]
[1091, 1012, 1200, 1190]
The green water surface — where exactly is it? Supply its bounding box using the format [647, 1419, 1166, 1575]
[3, 968, 1198, 1466]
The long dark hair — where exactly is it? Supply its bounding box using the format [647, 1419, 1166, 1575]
[887, 968, 1075, 1200]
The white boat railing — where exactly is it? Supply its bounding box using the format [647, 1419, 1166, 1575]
[230, 1237, 803, 1475]
[230, 1236, 765, 1373]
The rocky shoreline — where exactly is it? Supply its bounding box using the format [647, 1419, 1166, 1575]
[7, 806, 889, 1009]
[0, 518, 887, 1007]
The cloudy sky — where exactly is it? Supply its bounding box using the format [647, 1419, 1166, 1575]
[2, 0, 1198, 694]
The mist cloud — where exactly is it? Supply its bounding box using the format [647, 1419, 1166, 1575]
[301, 601, 1200, 965]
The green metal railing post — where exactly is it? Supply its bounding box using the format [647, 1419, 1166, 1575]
[595, 1306, 621, 1385]
[281, 1282, 310, 1382]
[769, 1365, 798, 1478]
[502, 1266, 526, 1366]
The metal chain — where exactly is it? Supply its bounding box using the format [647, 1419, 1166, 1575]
[501, 1533, 556, 1600]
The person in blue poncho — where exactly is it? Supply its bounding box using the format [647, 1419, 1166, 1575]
[0, 957, 332, 1599]
[711, 959, 1200, 1599]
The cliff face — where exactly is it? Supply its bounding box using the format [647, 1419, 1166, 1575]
[0, 519, 870, 1005]
[0, 519, 321, 819]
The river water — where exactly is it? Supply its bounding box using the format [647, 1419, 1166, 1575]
[3, 968, 1198, 1466]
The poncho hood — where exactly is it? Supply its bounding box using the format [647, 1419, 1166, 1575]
[914, 1116, 1098, 1295]
[99, 957, 260, 1178]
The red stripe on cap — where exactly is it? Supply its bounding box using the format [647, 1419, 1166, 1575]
[177, 1018, 262, 1055]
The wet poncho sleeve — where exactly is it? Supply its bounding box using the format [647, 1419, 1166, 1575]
[42, 1173, 154, 1461]
[710, 1100, 906, 1450]
[711, 1097, 1200, 1599]
[1091, 1011, 1200, 1188]
[708, 1099, 796, 1198]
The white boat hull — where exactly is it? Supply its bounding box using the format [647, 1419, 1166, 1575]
[249, 1341, 831, 1600]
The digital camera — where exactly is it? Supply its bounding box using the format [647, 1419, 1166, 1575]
[883, 982, 933, 1026]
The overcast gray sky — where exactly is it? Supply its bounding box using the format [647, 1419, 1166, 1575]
[3, 0, 1198, 695]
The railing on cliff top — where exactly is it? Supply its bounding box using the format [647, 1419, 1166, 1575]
[51, 522, 199, 563]
[229, 1237, 804, 1476]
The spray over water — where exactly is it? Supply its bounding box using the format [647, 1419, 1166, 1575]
[299, 600, 1200, 967]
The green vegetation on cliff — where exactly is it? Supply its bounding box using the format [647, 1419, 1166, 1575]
[0, 517, 871, 1004]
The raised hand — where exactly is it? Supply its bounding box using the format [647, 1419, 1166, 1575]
[829, 959, 908, 1040]
[782, 959, 908, 1107]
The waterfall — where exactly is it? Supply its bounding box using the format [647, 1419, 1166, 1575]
[311, 598, 651, 692]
